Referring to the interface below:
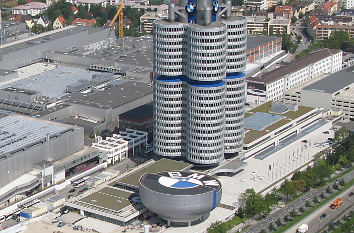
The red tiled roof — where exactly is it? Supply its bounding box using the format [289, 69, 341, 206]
[72, 18, 96, 26]
[274, 5, 293, 15]
[57, 16, 65, 25]
[323, 1, 335, 10]
[71, 5, 78, 13]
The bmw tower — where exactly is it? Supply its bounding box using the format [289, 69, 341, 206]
[153, 0, 247, 165]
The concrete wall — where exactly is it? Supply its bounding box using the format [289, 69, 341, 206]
[300, 90, 332, 109]
[0, 127, 84, 187]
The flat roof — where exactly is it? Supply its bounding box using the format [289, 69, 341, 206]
[1, 87, 38, 96]
[0, 69, 17, 77]
[111, 159, 191, 188]
[0, 114, 75, 157]
[78, 187, 135, 213]
[66, 81, 153, 109]
[244, 102, 314, 144]
[246, 35, 280, 50]
[303, 65, 354, 94]
[2, 65, 102, 99]
[119, 103, 153, 121]
[248, 49, 341, 84]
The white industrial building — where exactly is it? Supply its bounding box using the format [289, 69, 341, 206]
[92, 129, 148, 164]
[285, 66, 354, 121]
[12, 2, 48, 16]
[247, 49, 342, 105]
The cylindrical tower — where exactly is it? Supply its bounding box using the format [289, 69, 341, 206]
[224, 18, 247, 154]
[153, 0, 247, 165]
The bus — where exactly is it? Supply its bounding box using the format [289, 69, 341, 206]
[73, 179, 85, 188]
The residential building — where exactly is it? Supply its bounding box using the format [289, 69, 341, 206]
[245, 0, 269, 11]
[153, 0, 247, 165]
[274, 5, 294, 19]
[37, 15, 50, 28]
[72, 18, 97, 26]
[77, 0, 107, 10]
[12, 2, 48, 16]
[245, 14, 291, 35]
[285, 66, 354, 121]
[322, 1, 338, 16]
[246, 35, 282, 63]
[308, 15, 354, 40]
[140, 10, 168, 33]
[246, 49, 342, 104]
[53, 16, 65, 29]
[268, 17, 291, 34]
[71, 5, 79, 15]
[245, 16, 269, 35]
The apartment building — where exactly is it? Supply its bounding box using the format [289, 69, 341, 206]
[274, 5, 294, 19]
[285, 66, 354, 121]
[245, 0, 269, 11]
[308, 15, 354, 40]
[140, 10, 168, 33]
[246, 49, 342, 104]
[246, 14, 291, 35]
[12, 2, 48, 16]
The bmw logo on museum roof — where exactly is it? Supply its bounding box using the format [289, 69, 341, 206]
[140, 171, 221, 195]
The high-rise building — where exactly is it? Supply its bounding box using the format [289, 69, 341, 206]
[153, 0, 247, 165]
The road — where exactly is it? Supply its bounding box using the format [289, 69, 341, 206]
[241, 169, 354, 233]
[286, 185, 354, 233]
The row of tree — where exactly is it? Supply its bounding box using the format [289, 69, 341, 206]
[236, 128, 352, 220]
[296, 31, 354, 59]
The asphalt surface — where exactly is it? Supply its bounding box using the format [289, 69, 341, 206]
[287, 187, 354, 233]
[241, 169, 354, 233]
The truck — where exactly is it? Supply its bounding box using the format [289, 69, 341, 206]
[330, 198, 344, 209]
[297, 224, 308, 233]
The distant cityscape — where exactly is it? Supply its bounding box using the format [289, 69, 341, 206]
[0, 0, 353, 233]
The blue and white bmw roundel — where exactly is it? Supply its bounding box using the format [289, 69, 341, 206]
[186, 2, 197, 14]
[212, 1, 219, 13]
[159, 176, 204, 189]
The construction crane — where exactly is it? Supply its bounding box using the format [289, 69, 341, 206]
[109, 0, 125, 38]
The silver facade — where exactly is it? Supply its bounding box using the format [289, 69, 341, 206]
[153, 0, 247, 165]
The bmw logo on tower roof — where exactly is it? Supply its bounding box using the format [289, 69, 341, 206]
[212, 1, 219, 13]
[185, 2, 197, 14]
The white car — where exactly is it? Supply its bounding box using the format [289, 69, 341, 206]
[240, 177, 247, 182]
[251, 171, 257, 176]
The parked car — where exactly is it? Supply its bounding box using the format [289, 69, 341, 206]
[349, 192, 353, 197]
[320, 213, 327, 219]
[69, 189, 76, 193]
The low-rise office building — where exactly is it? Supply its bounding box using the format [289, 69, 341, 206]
[12, 2, 48, 16]
[245, 15, 291, 36]
[92, 128, 148, 164]
[247, 49, 342, 104]
[285, 66, 354, 121]
[246, 35, 282, 63]
[242, 102, 321, 159]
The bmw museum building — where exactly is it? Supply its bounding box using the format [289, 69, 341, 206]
[139, 171, 222, 226]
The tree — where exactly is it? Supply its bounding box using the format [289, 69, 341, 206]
[305, 200, 311, 207]
[149, 0, 164, 4]
[260, 229, 267, 233]
[320, 192, 325, 199]
[18, 0, 27, 5]
[291, 16, 298, 24]
[77, 5, 89, 19]
[280, 33, 298, 53]
[299, 207, 305, 213]
[326, 186, 332, 194]
[279, 179, 297, 200]
[275, 218, 282, 227]
[269, 223, 275, 231]
[284, 215, 289, 222]
[232, 0, 244, 6]
[31, 24, 46, 34]
[238, 189, 270, 218]
[339, 179, 345, 186]
[333, 183, 339, 190]
[290, 210, 297, 218]
[293, 179, 306, 192]
[299, 12, 304, 19]
[313, 196, 319, 203]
